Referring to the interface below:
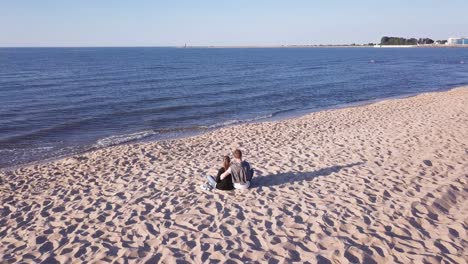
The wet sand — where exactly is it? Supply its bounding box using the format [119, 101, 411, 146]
[1, 87, 467, 263]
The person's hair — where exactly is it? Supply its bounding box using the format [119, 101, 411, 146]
[223, 156, 230, 170]
[233, 149, 242, 159]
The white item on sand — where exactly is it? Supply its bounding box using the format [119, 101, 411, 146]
[200, 183, 212, 191]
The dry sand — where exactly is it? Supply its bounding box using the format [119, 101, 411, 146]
[1, 87, 467, 263]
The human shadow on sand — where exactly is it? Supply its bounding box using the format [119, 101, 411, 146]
[252, 162, 365, 188]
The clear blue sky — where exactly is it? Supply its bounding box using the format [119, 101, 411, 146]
[1, 0, 467, 47]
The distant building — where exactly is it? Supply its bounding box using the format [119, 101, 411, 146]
[435, 40, 447, 45]
[447, 37, 468, 45]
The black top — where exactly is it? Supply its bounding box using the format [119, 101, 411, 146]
[215, 167, 234, 190]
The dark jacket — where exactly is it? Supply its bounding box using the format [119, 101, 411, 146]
[216, 167, 234, 190]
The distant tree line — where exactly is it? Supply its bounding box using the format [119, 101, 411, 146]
[380, 36, 438, 45]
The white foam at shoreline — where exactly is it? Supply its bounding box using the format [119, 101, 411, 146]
[95, 130, 159, 148]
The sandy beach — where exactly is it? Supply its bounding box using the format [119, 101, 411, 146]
[1, 87, 467, 263]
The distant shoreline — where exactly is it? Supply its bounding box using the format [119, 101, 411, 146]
[2, 45, 468, 49]
[181, 45, 468, 49]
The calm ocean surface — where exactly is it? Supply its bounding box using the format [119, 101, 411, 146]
[1, 47, 468, 168]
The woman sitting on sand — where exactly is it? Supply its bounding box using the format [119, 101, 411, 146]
[201, 156, 234, 191]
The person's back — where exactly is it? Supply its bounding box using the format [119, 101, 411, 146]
[229, 149, 253, 189]
[230, 159, 251, 184]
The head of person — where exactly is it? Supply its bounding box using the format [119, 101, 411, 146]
[233, 149, 242, 160]
[223, 155, 230, 170]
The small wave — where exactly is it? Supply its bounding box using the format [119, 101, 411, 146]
[0, 117, 103, 145]
[95, 130, 159, 148]
[0, 146, 54, 153]
[270, 108, 298, 117]
[0, 144, 89, 169]
[302, 66, 326, 70]
[144, 66, 188, 70]
[206, 114, 274, 129]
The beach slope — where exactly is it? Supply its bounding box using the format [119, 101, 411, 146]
[1, 87, 467, 263]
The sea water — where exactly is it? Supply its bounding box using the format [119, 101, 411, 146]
[1, 47, 468, 168]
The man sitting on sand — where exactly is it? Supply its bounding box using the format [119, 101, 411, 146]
[219, 149, 253, 189]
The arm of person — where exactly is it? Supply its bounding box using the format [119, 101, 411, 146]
[216, 168, 225, 182]
[220, 167, 231, 180]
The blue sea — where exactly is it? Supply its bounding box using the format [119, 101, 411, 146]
[1, 47, 468, 168]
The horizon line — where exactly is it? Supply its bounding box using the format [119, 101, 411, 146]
[0, 44, 377, 48]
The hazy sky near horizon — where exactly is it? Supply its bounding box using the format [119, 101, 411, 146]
[1, 0, 467, 47]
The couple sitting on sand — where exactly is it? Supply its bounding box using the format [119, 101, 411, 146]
[201, 149, 254, 191]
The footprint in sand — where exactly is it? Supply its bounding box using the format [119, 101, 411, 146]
[316, 255, 332, 264]
[363, 216, 372, 225]
[322, 215, 335, 227]
[448, 227, 459, 238]
[344, 248, 360, 263]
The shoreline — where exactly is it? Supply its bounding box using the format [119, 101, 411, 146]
[1, 86, 467, 262]
[2, 45, 468, 49]
[2, 84, 464, 172]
